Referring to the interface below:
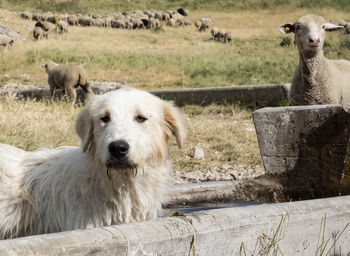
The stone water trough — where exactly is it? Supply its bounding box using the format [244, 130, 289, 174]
[1, 85, 350, 255]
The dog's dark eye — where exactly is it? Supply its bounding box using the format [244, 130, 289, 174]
[135, 115, 147, 123]
[101, 115, 111, 123]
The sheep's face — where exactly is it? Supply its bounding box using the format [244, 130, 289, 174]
[44, 61, 58, 73]
[279, 15, 343, 57]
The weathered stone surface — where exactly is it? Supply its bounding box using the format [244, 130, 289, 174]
[151, 84, 290, 107]
[2, 83, 290, 107]
[253, 104, 350, 199]
[0, 195, 349, 255]
[164, 177, 282, 208]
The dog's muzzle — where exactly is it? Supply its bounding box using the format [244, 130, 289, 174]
[106, 140, 136, 169]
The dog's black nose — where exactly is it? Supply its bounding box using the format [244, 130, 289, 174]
[108, 140, 129, 158]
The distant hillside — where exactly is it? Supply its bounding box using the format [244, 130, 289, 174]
[1, 0, 350, 14]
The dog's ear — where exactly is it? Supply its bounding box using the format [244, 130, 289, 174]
[163, 102, 186, 149]
[75, 106, 94, 153]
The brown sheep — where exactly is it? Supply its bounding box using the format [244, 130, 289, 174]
[45, 61, 93, 104]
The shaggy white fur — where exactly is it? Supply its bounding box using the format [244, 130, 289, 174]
[0, 87, 186, 239]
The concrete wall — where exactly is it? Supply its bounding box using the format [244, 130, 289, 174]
[0, 195, 349, 255]
[165, 177, 282, 208]
[150, 84, 290, 107]
[2, 83, 290, 107]
[253, 104, 350, 200]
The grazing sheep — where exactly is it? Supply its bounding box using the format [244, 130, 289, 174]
[67, 15, 79, 26]
[162, 13, 170, 21]
[177, 8, 189, 17]
[20, 11, 32, 20]
[35, 21, 55, 33]
[168, 18, 176, 27]
[111, 19, 125, 29]
[280, 36, 293, 47]
[35, 21, 49, 32]
[33, 26, 47, 40]
[279, 14, 350, 105]
[338, 19, 347, 27]
[198, 20, 210, 32]
[224, 31, 232, 43]
[183, 19, 192, 26]
[0, 35, 14, 47]
[199, 21, 209, 32]
[195, 21, 201, 29]
[211, 26, 219, 40]
[57, 20, 68, 34]
[217, 28, 226, 41]
[45, 61, 93, 104]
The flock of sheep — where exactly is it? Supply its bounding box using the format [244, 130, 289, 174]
[211, 26, 232, 43]
[16, 9, 236, 44]
[39, 14, 350, 108]
[19, 8, 196, 37]
[4, 9, 350, 107]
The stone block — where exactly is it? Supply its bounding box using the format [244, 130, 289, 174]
[253, 104, 350, 199]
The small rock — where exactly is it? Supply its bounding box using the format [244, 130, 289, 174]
[222, 164, 231, 170]
[194, 146, 204, 159]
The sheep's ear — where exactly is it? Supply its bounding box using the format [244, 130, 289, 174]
[324, 22, 343, 31]
[163, 102, 186, 149]
[75, 106, 94, 153]
[278, 23, 294, 34]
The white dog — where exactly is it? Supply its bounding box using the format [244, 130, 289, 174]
[0, 87, 186, 239]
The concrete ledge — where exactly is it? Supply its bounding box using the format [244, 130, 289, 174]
[253, 104, 350, 199]
[150, 84, 290, 107]
[0, 195, 349, 255]
[1, 83, 290, 107]
[165, 177, 282, 208]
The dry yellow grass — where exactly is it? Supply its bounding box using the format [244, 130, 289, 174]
[0, 97, 261, 174]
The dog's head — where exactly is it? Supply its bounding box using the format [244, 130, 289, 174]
[75, 87, 186, 172]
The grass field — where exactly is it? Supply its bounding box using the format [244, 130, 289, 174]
[1, 2, 350, 177]
[0, 97, 261, 175]
[1, 7, 350, 90]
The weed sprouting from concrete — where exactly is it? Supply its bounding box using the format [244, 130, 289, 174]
[239, 213, 350, 256]
[239, 213, 288, 256]
[316, 214, 349, 256]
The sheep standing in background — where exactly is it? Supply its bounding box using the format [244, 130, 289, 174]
[224, 31, 232, 43]
[279, 14, 350, 105]
[33, 26, 47, 40]
[35, 21, 55, 33]
[45, 61, 93, 104]
[199, 21, 209, 32]
[211, 26, 219, 40]
[0, 35, 14, 47]
[20, 11, 32, 20]
[67, 15, 79, 26]
[57, 20, 68, 34]
[177, 8, 189, 16]
[194, 21, 201, 30]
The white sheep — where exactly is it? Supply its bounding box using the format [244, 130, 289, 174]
[279, 14, 350, 105]
[0, 35, 14, 47]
